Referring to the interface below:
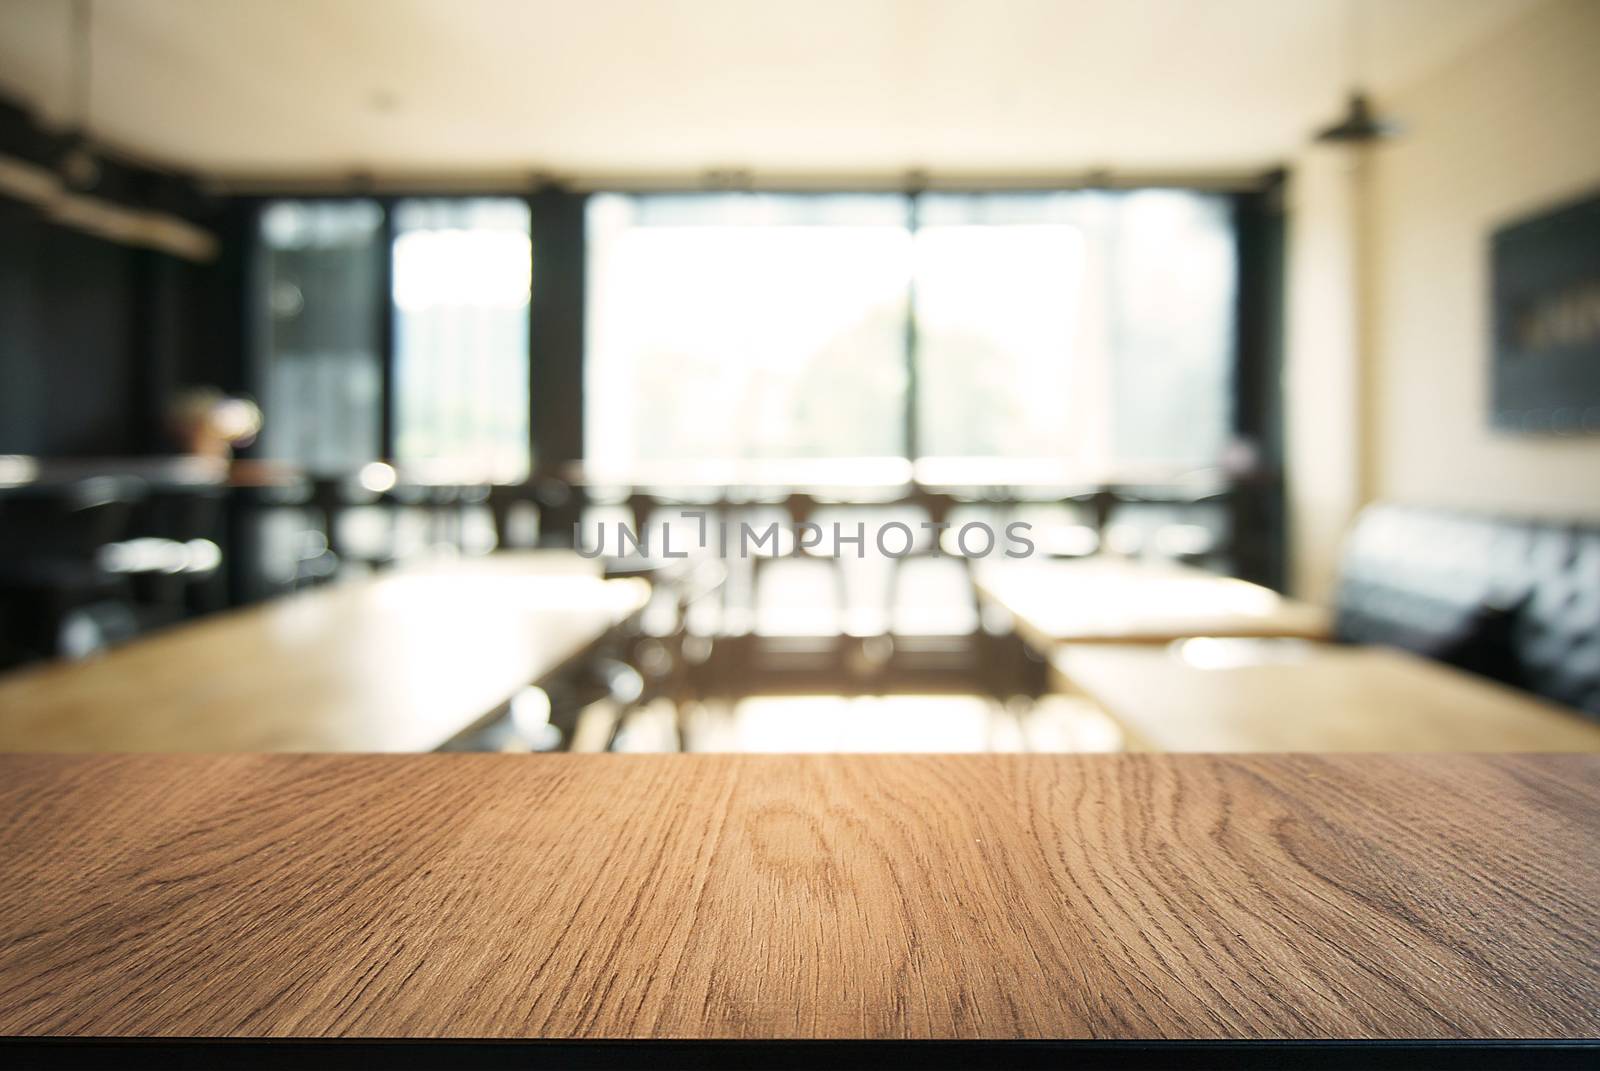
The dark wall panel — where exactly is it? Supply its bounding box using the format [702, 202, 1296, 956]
[0, 199, 45, 452]
[0, 199, 134, 455]
[35, 219, 136, 454]
[0, 196, 225, 458]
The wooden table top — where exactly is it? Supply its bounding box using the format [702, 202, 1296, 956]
[1053, 639, 1600, 752]
[975, 558, 1331, 647]
[0, 553, 649, 753]
[0, 752, 1593, 1040]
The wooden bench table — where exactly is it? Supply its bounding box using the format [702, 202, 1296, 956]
[974, 558, 1331, 649]
[1052, 639, 1600, 752]
[0, 752, 1593, 1060]
[0, 552, 649, 752]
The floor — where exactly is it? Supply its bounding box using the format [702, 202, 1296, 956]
[605, 693, 1126, 753]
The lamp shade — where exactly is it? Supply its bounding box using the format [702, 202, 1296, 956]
[1315, 91, 1402, 143]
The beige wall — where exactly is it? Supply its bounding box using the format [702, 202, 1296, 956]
[1285, 148, 1365, 604]
[1287, 0, 1600, 603]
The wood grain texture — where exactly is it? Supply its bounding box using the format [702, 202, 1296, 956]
[0, 553, 649, 752]
[0, 753, 1594, 1040]
[1053, 641, 1600, 752]
[975, 559, 1331, 647]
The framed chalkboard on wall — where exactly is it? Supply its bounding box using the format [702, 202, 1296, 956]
[1491, 190, 1600, 435]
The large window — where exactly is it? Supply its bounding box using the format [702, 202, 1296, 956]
[257, 190, 1235, 479]
[258, 200, 385, 474]
[392, 199, 531, 479]
[586, 194, 911, 470]
[256, 197, 532, 478]
[915, 191, 1236, 467]
[585, 190, 1236, 474]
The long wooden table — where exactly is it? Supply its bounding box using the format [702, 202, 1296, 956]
[0, 753, 1593, 1052]
[0, 553, 649, 752]
[974, 558, 1331, 647]
[1053, 639, 1600, 752]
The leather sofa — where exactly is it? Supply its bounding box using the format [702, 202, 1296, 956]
[1334, 502, 1600, 718]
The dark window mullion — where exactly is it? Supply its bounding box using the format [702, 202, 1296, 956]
[524, 192, 538, 474]
[377, 197, 397, 463]
[904, 190, 921, 462]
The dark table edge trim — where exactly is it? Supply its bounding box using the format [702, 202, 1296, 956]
[4, 1038, 1596, 1069]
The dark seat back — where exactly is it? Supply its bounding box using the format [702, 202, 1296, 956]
[1334, 503, 1600, 717]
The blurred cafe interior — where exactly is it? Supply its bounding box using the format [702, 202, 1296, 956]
[0, 0, 1598, 758]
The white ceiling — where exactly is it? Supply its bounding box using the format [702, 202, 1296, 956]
[0, 0, 1542, 181]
